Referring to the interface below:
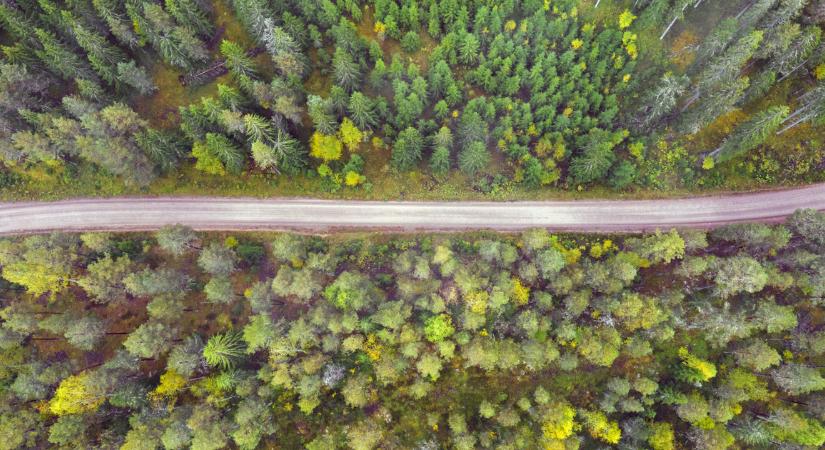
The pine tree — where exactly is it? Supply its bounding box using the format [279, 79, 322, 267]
[263, 19, 307, 78]
[693, 18, 738, 68]
[307, 95, 338, 135]
[0, 4, 35, 42]
[391, 127, 423, 170]
[770, 26, 822, 81]
[243, 114, 274, 144]
[230, 0, 271, 42]
[165, 0, 213, 37]
[458, 33, 480, 65]
[333, 47, 362, 91]
[710, 106, 789, 163]
[138, 3, 209, 70]
[203, 332, 246, 369]
[65, 16, 129, 85]
[74, 103, 158, 186]
[458, 141, 490, 176]
[660, 0, 694, 40]
[778, 84, 825, 133]
[636, 73, 689, 130]
[738, 0, 778, 32]
[117, 61, 157, 95]
[738, 70, 776, 106]
[92, 0, 140, 48]
[430, 146, 451, 176]
[251, 129, 305, 174]
[33, 28, 90, 80]
[220, 39, 257, 87]
[679, 77, 750, 134]
[759, 0, 806, 30]
[696, 31, 763, 93]
[193, 133, 245, 175]
[348, 92, 377, 130]
[569, 129, 624, 185]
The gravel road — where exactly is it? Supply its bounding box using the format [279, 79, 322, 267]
[1, 184, 824, 235]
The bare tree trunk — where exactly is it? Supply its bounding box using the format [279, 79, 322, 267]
[777, 60, 809, 83]
[736, 1, 755, 19]
[680, 90, 702, 112]
[661, 3, 691, 40]
[777, 114, 812, 134]
[660, 16, 680, 40]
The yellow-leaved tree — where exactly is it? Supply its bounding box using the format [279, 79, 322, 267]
[580, 410, 622, 444]
[679, 347, 717, 381]
[541, 401, 576, 440]
[1, 261, 68, 298]
[310, 132, 343, 162]
[49, 372, 104, 415]
[0, 237, 76, 298]
[338, 118, 364, 152]
[152, 370, 188, 399]
[648, 422, 675, 450]
[618, 10, 637, 29]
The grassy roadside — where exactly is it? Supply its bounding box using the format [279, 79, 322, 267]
[1, 161, 818, 202]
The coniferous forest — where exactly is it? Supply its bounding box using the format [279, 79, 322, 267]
[0, 212, 824, 448]
[1, 0, 825, 199]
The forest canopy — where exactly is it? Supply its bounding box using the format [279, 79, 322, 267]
[1, 0, 825, 199]
[1, 209, 824, 448]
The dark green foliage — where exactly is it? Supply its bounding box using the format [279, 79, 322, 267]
[569, 129, 625, 185]
[0, 0, 822, 196]
[391, 127, 423, 170]
[458, 141, 490, 176]
[400, 31, 421, 53]
[429, 145, 451, 176]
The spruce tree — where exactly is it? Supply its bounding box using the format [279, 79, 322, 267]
[710, 106, 789, 163]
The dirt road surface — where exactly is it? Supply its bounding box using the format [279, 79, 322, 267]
[1, 184, 824, 235]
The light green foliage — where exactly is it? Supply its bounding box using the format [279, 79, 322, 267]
[424, 314, 455, 343]
[203, 332, 246, 370]
[0, 218, 822, 447]
[78, 254, 132, 303]
[242, 314, 278, 353]
[198, 242, 238, 276]
[156, 224, 198, 256]
[714, 256, 768, 298]
[124, 321, 176, 359]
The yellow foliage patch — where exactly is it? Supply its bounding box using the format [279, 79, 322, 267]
[339, 118, 364, 152]
[345, 171, 364, 187]
[511, 278, 530, 305]
[50, 372, 104, 415]
[618, 10, 637, 30]
[365, 334, 383, 361]
[465, 290, 489, 314]
[310, 132, 343, 162]
[153, 370, 188, 399]
[679, 347, 717, 381]
[2, 262, 68, 298]
[582, 410, 622, 444]
[542, 402, 576, 440]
